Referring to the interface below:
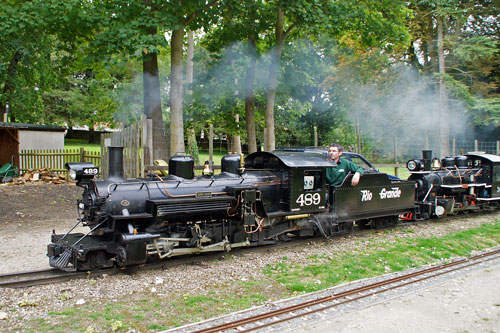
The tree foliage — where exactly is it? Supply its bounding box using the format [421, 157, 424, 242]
[0, 0, 498, 155]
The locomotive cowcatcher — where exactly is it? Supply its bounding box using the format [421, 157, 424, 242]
[48, 147, 415, 271]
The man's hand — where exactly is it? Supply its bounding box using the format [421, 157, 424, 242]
[351, 172, 361, 186]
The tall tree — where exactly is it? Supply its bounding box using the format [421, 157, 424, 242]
[203, 0, 271, 153]
[437, 14, 449, 156]
[0, 0, 96, 123]
[167, 1, 220, 156]
[262, 0, 411, 151]
[89, 0, 220, 159]
[407, 0, 499, 154]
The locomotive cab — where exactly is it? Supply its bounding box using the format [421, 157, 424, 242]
[244, 151, 334, 215]
[465, 153, 500, 200]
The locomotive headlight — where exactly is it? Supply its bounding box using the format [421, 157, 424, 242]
[407, 159, 424, 171]
[407, 160, 418, 171]
[65, 162, 98, 185]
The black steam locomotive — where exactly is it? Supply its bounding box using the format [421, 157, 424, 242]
[48, 147, 416, 271]
[405, 150, 500, 220]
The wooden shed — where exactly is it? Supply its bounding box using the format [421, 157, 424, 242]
[0, 122, 65, 167]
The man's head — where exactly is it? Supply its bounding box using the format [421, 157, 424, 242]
[329, 143, 343, 162]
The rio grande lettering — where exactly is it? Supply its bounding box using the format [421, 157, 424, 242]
[361, 190, 373, 201]
[360, 188, 402, 202]
[379, 187, 402, 199]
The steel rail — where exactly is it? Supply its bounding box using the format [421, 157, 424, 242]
[0, 267, 117, 288]
[194, 248, 500, 333]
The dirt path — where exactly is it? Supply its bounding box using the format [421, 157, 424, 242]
[0, 183, 83, 273]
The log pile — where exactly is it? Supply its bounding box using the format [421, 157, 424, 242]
[11, 168, 68, 185]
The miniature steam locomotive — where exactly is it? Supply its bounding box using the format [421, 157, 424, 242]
[47, 147, 416, 271]
[48, 146, 500, 272]
[406, 150, 500, 220]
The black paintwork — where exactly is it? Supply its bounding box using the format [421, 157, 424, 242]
[48, 149, 417, 271]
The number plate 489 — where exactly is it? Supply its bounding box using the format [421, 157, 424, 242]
[296, 193, 321, 206]
[82, 167, 99, 175]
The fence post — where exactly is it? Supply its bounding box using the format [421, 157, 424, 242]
[452, 138, 456, 155]
[209, 124, 214, 164]
[393, 136, 398, 164]
[497, 141, 500, 155]
[80, 147, 85, 162]
[142, 117, 153, 166]
[313, 125, 318, 147]
[357, 127, 361, 153]
[263, 128, 268, 152]
[474, 140, 478, 152]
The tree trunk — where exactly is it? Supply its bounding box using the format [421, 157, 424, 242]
[185, 31, 197, 160]
[264, 7, 285, 152]
[186, 31, 194, 94]
[233, 114, 242, 154]
[0, 50, 22, 122]
[408, 41, 422, 71]
[143, 51, 169, 160]
[245, 36, 257, 154]
[170, 28, 185, 155]
[437, 16, 449, 157]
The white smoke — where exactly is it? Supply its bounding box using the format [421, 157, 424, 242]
[348, 67, 469, 158]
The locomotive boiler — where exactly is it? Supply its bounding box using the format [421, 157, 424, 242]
[406, 150, 500, 219]
[48, 146, 416, 271]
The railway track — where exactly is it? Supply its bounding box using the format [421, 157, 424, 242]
[0, 228, 379, 289]
[168, 247, 500, 332]
[0, 267, 120, 288]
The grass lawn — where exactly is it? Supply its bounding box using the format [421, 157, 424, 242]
[378, 166, 411, 179]
[64, 139, 101, 152]
[198, 151, 228, 166]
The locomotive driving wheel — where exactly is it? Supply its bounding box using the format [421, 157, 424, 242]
[88, 251, 108, 270]
[116, 246, 127, 266]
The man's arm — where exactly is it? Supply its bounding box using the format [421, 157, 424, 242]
[348, 161, 364, 186]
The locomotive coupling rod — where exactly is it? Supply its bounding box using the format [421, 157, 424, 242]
[285, 214, 311, 220]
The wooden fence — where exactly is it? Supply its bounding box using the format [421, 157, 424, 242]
[100, 118, 145, 179]
[19, 148, 101, 177]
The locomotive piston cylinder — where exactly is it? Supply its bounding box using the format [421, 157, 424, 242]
[120, 233, 161, 244]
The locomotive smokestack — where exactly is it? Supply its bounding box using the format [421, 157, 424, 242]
[422, 150, 432, 171]
[108, 146, 124, 180]
[422, 150, 432, 160]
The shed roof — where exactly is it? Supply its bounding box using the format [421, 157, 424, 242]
[0, 122, 65, 132]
